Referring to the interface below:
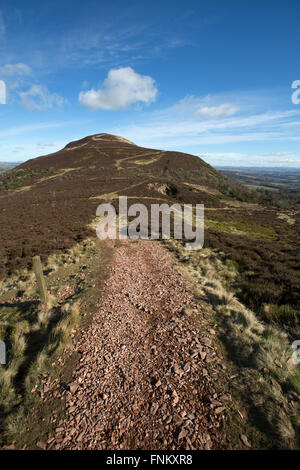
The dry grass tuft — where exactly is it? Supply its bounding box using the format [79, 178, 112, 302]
[163, 238, 300, 449]
[52, 302, 80, 351]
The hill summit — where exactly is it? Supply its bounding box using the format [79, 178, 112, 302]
[18, 132, 218, 179]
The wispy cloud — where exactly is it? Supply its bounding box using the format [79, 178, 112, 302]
[202, 151, 300, 167]
[39, 11, 192, 72]
[13, 145, 25, 152]
[0, 63, 67, 110]
[107, 91, 300, 150]
[196, 103, 239, 118]
[0, 63, 31, 77]
[36, 142, 57, 149]
[0, 120, 78, 138]
[0, 63, 32, 97]
[202, 152, 247, 160]
[19, 85, 68, 111]
[111, 110, 300, 147]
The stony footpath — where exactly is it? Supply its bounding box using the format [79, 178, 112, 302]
[42, 240, 229, 450]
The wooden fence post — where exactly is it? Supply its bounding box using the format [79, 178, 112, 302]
[32, 256, 48, 303]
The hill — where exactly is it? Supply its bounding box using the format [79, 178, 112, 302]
[0, 133, 299, 326]
[0, 133, 248, 276]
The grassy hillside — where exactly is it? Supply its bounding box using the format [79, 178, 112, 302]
[0, 133, 299, 329]
[0, 133, 249, 277]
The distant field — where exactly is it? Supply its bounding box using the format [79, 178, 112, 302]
[0, 162, 20, 173]
[218, 167, 300, 193]
[218, 167, 300, 209]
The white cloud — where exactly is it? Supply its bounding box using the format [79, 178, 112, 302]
[19, 85, 68, 111]
[0, 63, 32, 77]
[196, 103, 239, 118]
[79, 67, 158, 110]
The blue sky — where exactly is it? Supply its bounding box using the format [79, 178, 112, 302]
[0, 0, 300, 167]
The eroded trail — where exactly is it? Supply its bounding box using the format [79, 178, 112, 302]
[48, 240, 226, 450]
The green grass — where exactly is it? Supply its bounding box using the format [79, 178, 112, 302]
[263, 304, 299, 326]
[207, 214, 277, 241]
[0, 167, 54, 190]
